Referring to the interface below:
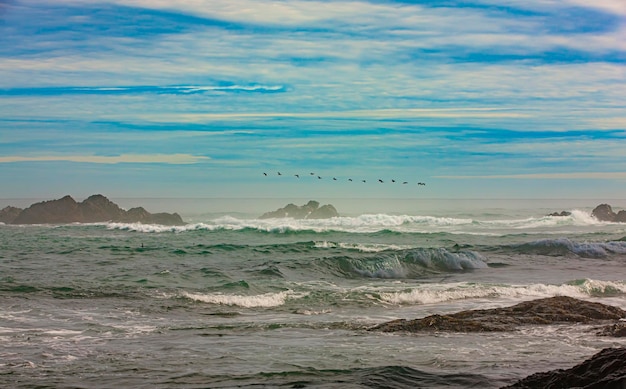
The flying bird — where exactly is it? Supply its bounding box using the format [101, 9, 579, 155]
[263, 172, 267, 176]
[348, 178, 353, 182]
[317, 176, 322, 179]
[402, 181, 408, 184]
[333, 177, 337, 181]
[362, 180, 366, 183]
[310, 172, 315, 175]
[277, 172, 282, 176]
[391, 179, 396, 183]
[378, 179, 383, 183]
[294, 174, 300, 178]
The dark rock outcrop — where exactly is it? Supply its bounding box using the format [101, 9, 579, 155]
[5, 195, 185, 225]
[259, 200, 339, 219]
[503, 347, 626, 388]
[547, 211, 571, 217]
[592, 204, 616, 222]
[369, 296, 626, 333]
[0, 206, 23, 224]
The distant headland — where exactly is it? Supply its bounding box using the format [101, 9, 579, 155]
[0, 194, 185, 226]
[259, 200, 339, 219]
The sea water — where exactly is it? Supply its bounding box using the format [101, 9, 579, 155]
[1, 198, 625, 388]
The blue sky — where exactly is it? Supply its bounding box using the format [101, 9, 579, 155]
[0, 0, 625, 199]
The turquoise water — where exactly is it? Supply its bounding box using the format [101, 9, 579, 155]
[1, 198, 626, 388]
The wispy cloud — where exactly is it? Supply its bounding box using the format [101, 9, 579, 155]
[438, 172, 626, 180]
[0, 154, 211, 164]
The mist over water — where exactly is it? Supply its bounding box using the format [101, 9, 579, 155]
[1, 198, 625, 388]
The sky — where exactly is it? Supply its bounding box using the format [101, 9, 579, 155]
[0, 0, 625, 200]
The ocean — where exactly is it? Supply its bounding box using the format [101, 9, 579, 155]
[1, 198, 626, 388]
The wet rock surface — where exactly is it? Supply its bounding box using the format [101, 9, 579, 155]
[369, 296, 626, 333]
[502, 347, 626, 389]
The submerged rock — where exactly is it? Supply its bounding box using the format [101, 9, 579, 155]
[369, 296, 626, 333]
[503, 347, 626, 388]
[5, 194, 185, 225]
[259, 200, 339, 219]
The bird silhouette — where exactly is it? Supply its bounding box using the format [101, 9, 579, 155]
[362, 180, 366, 183]
[391, 179, 396, 183]
[348, 178, 353, 182]
[333, 177, 337, 181]
[402, 181, 408, 184]
[378, 179, 383, 183]
[277, 172, 282, 176]
[317, 176, 322, 179]
[294, 174, 299, 178]
[310, 172, 315, 175]
[263, 172, 267, 176]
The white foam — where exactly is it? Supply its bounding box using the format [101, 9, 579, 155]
[180, 290, 307, 308]
[378, 279, 626, 306]
[313, 241, 412, 252]
[104, 208, 615, 235]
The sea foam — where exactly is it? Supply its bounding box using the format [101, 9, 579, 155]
[378, 279, 626, 305]
[180, 290, 307, 308]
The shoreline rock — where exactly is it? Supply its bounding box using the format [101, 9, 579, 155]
[259, 200, 339, 219]
[369, 296, 626, 333]
[503, 347, 626, 388]
[1, 194, 185, 226]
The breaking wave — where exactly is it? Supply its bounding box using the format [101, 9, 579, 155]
[104, 209, 612, 235]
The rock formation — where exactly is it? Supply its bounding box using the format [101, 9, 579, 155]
[0, 206, 22, 224]
[547, 211, 571, 217]
[503, 347, 626, 388]
[369, 296, 626, 333]
[591, 203, 626, 222]
[259, 200, 339, 219]
[2, 194, 185, 225]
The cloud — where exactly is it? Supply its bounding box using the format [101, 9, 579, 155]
[437, 172, 626, 179]
[0, 154, 211, 164]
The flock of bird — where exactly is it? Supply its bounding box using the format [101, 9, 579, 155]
[263, 171, 426, 186]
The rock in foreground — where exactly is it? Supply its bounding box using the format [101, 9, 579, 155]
[259, 200, 339, 219]
[369, 296, 626, 333]
[503, 347, 626, 388]
[3, 194, 185, 226]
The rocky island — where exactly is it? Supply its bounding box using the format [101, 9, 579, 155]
[0, 194, 185, 225]
[259, 200, 339, 219]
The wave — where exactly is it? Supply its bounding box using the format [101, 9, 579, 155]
[179, 290, 308, 308]
[103, 210, 614, 235]
[317, 248, 488, 279]
[174, 279, 626, 310]
[377, 279, 626, 305]
[208, 365, 491, 388]
[509, 238, 626, 258]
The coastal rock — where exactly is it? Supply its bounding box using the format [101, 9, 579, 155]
[6, 195, 185, 225]
[0, 206, 23, 224]
[597, 322, 626, 337]
[547, 211, 571, 217]
[369, 296, 626, 333]
[592, 204, 617, 222]
[616, 210, 626, 223]
[503, 347, 626, 388]
[259, 200, 339, 219]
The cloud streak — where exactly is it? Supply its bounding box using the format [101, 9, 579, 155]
[0, 154, 211, 164]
